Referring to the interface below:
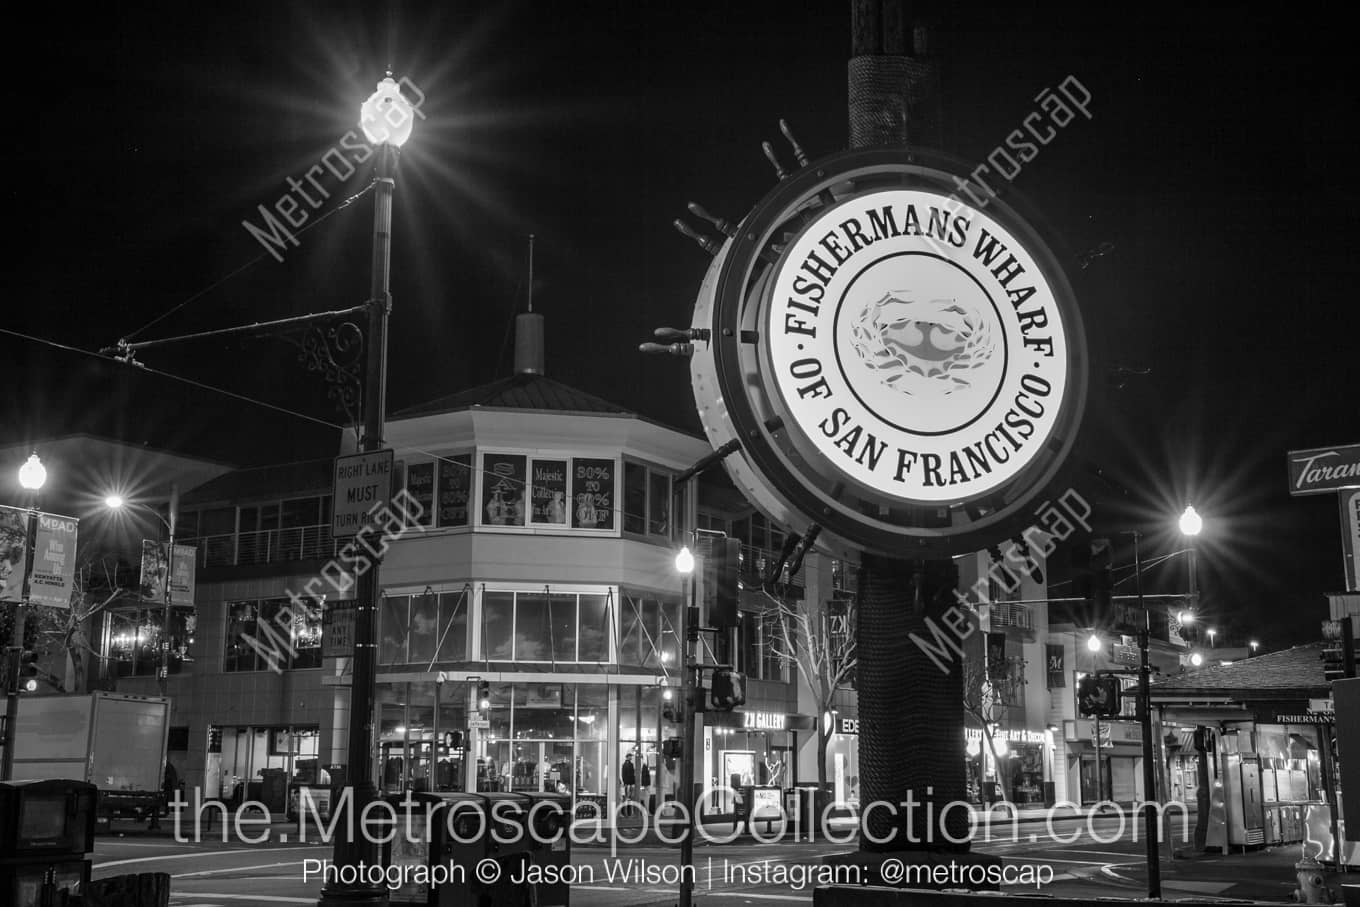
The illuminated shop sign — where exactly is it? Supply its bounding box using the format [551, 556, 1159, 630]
[964, 727, 1046, 744]
[742, 711, 787, 731]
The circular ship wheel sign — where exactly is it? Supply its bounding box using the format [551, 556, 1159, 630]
[691, 149, 1087, 558]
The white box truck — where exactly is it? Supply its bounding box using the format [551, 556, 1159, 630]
[7, 691, 170, 822]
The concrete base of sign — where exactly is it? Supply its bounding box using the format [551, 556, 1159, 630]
[821, 850, 1003, 894]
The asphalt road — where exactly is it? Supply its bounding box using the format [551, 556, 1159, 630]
[89, 814, 1193, 906]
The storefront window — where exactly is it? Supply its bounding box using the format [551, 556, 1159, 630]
[470, 682, 610, 813]
[1008, 742, 1044, 805]
[109, 604, 195, 677]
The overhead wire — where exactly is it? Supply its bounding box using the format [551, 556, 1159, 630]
[120, 180, 377, 343]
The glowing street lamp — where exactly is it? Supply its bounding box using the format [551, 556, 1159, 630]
[1250, 640, 1260, 655]
[1086, 634, 1103, 653]
[1190, 652, 1204, 667]
[1208, 628, 1217, 648]
[1178, 505, 1203, 537]
[675, 545, 695, 575]
[18, 453, 46, 491]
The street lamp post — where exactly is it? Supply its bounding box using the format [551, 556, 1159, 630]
[1129, 530, 1161, 899]
[318, 74, 413, 907]
[3, 456, 46, 775]
[107, 489, 178, 697]
[3, 454, 46, 781]
[1178, 504, 1211, 853]
[674, 543, 697, 907]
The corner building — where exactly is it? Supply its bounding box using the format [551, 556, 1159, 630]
[107, 353, 827, 824]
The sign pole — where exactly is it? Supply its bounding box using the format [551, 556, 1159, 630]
[318, 137, 397, 907]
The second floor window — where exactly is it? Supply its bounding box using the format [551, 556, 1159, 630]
[622, 462, 671, 538]
[224, 597, 322, 672]
[379, 591, 469, 666]
[479, 590, 612, 664]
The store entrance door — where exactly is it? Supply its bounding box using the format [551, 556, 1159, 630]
[1079, 754, 1113, 804]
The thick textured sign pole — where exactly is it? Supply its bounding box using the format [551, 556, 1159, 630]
[848, 0, 970, 860]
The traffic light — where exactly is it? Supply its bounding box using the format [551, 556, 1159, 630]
[1077, 674, 1121, 717]
[17, 649, 39, 693]
[477, 680, 491, 711]
[709, 669, 745, 711]
[709, 538, 741, 629]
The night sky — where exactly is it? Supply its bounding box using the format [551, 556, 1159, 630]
[11, 3, 1358, 648]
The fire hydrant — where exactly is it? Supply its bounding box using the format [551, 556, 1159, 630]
[1293, 854, 1333, 904]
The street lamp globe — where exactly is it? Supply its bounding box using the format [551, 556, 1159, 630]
[104, 494, 126, 510]
[360, 75, 415, 147]
[18, 453, 46, 490]
[675, 545, 695, 575]
[1086, 634, 1102, 653]
[1178, 610, 1195, 625]
[1178, 504, 1203, 537]
[1190, 652, 1204, 667]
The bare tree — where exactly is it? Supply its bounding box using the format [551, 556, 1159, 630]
[761, 588, 857, 791]
[961, 642, 1028, 804]
[0, 555, 132, 693]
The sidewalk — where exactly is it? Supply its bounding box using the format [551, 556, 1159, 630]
[1098, 843, 1360, 903]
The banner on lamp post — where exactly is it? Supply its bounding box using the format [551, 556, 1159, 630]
[140, 541, 198, 605]
[28, 513, 79, 608]
[0, 505, 29, 604]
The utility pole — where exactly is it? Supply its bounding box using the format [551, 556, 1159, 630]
[1132, 531, 1162, 898]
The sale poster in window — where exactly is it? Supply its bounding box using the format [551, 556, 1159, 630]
[406, 462, 434, 526]
[571, 458, 614, 530]
[530, 459, 568, 525]
[437, 455, 471, 527]
[482, 454, 527, 526]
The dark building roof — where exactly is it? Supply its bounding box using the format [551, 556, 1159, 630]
[181, 457, 333, 505]
[393, 373, 635, 420]
[1150, 643, 1329, 699]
